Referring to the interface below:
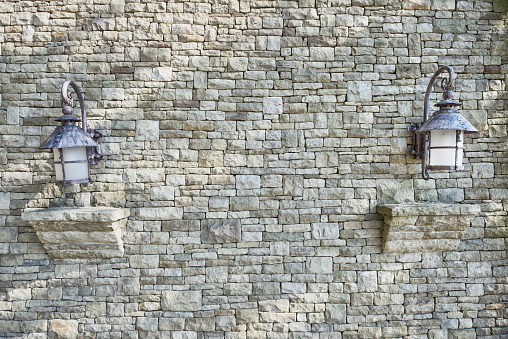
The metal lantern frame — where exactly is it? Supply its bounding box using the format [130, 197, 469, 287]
[407, 66, 478, 180]
[39, 80, 103, 185]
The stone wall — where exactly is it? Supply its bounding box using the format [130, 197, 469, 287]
[0, 0, 507, 338]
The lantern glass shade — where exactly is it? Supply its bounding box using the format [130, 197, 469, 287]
[53, 147, 90, 184]
[428, 129, 464, 170]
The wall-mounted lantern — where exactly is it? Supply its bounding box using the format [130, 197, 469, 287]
[407, 66, 478, 180]
[40, 81, 103, 185]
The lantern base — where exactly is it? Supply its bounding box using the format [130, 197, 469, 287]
[427, 165, 464, 171]
[56, 178, 91, 186]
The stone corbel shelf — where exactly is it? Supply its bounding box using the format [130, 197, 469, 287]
[378, 203, 481, 253]
[22, 207, 130, 259]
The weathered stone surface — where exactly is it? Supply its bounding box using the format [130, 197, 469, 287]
[325, 304, 346, 324]
[258, 299, 289, 312]
[0, 2, 504, 337]
[306, 257, 333, 274]
[263, 97, 283, 114]
[48, 320, 78, 339]
[230, 197, 259, 211]
[377, 179, 414, 204]
[311, 223, 339, 239]
[405, 296, 434, 314]
[152, 67, 172, 81]
[161, 291, 202, 311]
[137, 207, 183, 220]
[201, 219, 241, 243]
[433, 19, 466, 33]
[21, 208, 129, 259]
[117, 277, 140, 296]
[379, 203, 480, 253]
[347, 81, 372, 102]
[0, 192, 10, 209]
[135, 120, 159, 141]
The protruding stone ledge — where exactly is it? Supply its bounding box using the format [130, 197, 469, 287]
[22, 207, 130, 259]
[378, 203, 480, 253]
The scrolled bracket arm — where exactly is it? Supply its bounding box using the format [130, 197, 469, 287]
[61, 80, 88, 133]
[423, 65, 456, 123]
[61, 80, 103, 165]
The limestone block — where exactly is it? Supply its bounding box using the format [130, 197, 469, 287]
[201, 219, 241, 243]
[279, 209, 299, 225]
[228, 57, 248, 72]
[431, 0, 455, 10]
[347, 81, 372, 102]
[405, 296, 434, 314]
[472, 163, 494, 178]
[377, 179, 414, 204]
[159, 318, 185, 331]
[0, 192, 10, 209]
[102, 87, 125, 101]
[378, 203, 480, 253]
[281, 282, 306, 294]
[236, 175, 261, 189]
[357, 271, 378, 292]
[136, 318, 159, 332]
[311, 223, 339, 240]
[48, 320, 78, 339]
[306, 257, 333, 274]
[230, 197, 259, 211]
[206, 266, 228, 283]
[161, 290, 202, 311]
[185, 318, 215, 331]
[258, 299, 289, 312]
[130, 255, 160, 268]
[325, 304, 346, 324]
[433, 19, 466, 33]
[236, 309, 259, 324]
[198, 150, 223, 167]
[224, 283, 253, 295]
[150, 186, 175, 201]
[21, 320, 47, 333]
[22, 207, 130, 259]
[117, 277, 140, 296]
[86, 302, 106, 317]
[310, 47, 335, 61]
[137, 207, 183, 220]
[135, 120, 159, 141]
[263, 97, 283, 114]
[253, 282, 281, 295]
[2, 172, 32, 185]
[7, 288, 31, 301]
[153, 67, 172, 81]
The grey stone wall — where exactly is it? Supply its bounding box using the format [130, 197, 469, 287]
[0, 0, 507, 338]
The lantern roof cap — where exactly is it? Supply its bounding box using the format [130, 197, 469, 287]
[40, 124, 98, 149]
[417, 110, 478, 133]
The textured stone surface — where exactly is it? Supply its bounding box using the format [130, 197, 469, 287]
[1, 1, 506, 338]
[48, 320, 78, 339]
[161, 291, 202, 311]
[201, 219, 241, 243]
[378, 203, 480, 253]
[22, 208, 130, 258]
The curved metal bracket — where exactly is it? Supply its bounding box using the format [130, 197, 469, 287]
[423, 66, 456, 123]
[61, 80, 103, 166]
[62, 80, 88, 133]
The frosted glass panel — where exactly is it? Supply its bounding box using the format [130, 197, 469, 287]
[429, 130, 463, 168]
[53, 147, 89, 182]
